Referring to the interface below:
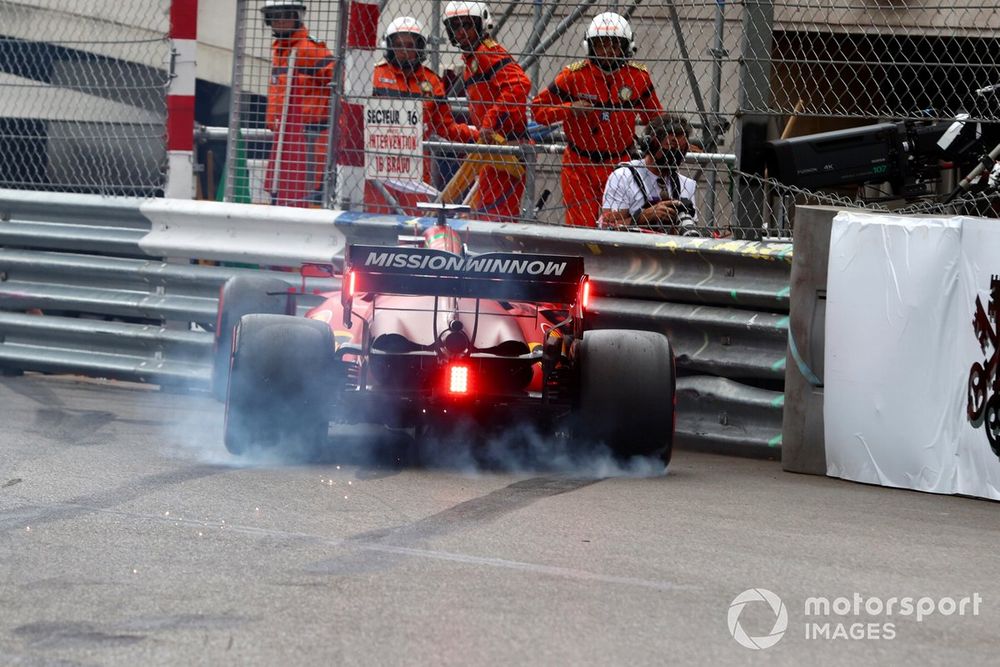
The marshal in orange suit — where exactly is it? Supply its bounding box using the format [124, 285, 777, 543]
[261, 1, 335, 207]
[372, 17, 480, 179]
[443, 1, 531, 222]
[532, 12, 663, 227]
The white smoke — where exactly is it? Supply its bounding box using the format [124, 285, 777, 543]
[161, 396, 667, 479]
[415, 421, 667, 478]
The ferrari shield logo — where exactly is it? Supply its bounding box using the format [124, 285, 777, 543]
[969, 274, 1000, 459]
[619, 86, 633, 101]
[420, 80, 433, 95]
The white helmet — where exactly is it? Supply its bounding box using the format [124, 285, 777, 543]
[383, 17, 426, 69]
[261, 0, 306, 14]
[584, 12, 635, 56]
[443, 1, 494, 47]
[261, 1, 306, 33]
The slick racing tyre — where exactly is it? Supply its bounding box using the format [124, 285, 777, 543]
[212, 275, 290, 401]
[224, 314, 336, 456]
[574, 329, 675, 462]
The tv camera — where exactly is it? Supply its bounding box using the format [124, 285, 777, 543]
[764, 115, 1000, 202]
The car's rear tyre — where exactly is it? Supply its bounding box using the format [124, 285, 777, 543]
[224, 314, 336, 456]
[574, 329, 675, 462]
[212, 275, 290, 401]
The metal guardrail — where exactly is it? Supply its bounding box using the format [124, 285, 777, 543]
[0, 189, 790, 452]
[455, 223, 791, 310]
[0, 249, 225, 321]
[588, 297, 787, 380]
[194, 125, 738, 167]
[0, 311, 212, 386]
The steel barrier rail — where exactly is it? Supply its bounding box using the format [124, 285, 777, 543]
[0, 220, 147, 257]
[0, 248, 233, 292]
[676, 376, 784, 450]
[0, 189, 151, 228]
[0, 190, 791, 312]
[589, 297, 787, 380]
[0, 249, 318, 323]
[460, 225, 793, 310]
[0, 311, 211, 385]
[0, 188, 151, 258]
[0, 250, 219, 322]
[0, 189, 792, 452]
[139, 199, 369, 266]
[0, 258, 329, 387]
[0, 276, 216, 323]
[193, 126, 738, 167]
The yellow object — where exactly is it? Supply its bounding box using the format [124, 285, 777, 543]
[440, 159, 479, 204]
[439, 135, 526, 205]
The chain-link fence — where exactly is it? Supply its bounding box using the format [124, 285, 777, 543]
[4, 1, 998, 232]
[0, 0, 170, 196]
[224, 0, 1000, 237]
[226, 0, 746, 233]
[761, 2, 1000, 223]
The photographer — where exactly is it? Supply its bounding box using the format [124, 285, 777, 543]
[598, 113, 698, 234]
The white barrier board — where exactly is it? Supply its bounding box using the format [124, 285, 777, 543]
[824, 211, 1000, 499]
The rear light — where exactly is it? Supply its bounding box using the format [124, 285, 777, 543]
[448, 364, 470, 394]
[347, 269, 356, 298]
[581, 279, 591, 309]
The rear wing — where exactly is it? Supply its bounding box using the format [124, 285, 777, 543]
[344, 245, 586, 304]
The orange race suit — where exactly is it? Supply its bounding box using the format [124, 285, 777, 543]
[459, 37, 531, 222]
[532, 59, 662, 227]
[265, 26, 335, 206]
[371, 60, 480, 183]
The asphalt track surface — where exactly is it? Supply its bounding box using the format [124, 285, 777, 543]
[1, 374, 998, 666]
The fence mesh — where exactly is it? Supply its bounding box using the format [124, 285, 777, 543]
[5, 1, 999, 231]
[761, 1, 1000, 224]
[0, 1, 171, 196]
[226, 0, 746, 233]
[224, 0, 1000, 236]
[225, 1, 338, 206]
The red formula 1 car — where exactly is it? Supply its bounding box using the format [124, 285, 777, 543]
[212, 209, 676, 462]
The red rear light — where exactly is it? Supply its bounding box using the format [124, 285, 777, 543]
[347, 269, 356, 297]
[448, 364, 470, 394]
[581, 279, 591, 309]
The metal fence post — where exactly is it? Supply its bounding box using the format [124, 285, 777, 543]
[429, 0, 442, 72]
[733, 0, 774, 240]
[703, 0, 728, 229]
[224, 0, 249, 203]
[492, 2, 519, 37]
[519, 1, 598, 72]
[325, 0, 352, 209]
[521, 145, 537, 221]
[525, 0, 555, 92]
